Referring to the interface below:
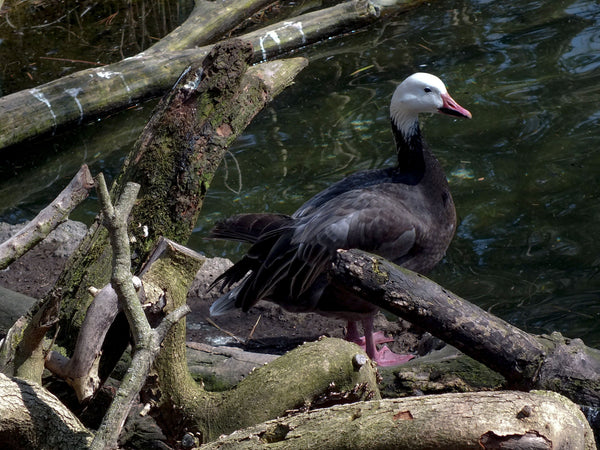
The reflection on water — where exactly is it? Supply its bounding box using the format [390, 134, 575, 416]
[1, 0, 600, 346]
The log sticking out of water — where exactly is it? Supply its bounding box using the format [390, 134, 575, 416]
[0, 0, 420, 150]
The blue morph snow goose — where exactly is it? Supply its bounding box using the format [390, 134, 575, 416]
[209, 73, 471, 366]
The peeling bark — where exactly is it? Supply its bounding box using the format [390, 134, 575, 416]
[203, 391, 595, 449]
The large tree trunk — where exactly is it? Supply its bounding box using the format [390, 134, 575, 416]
[52, 42, 308, 349]
[0, 0, 420, 150]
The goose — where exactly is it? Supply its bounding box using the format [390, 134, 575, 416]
[209, 73, 471, 366]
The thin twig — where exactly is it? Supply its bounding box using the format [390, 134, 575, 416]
[248, 314, 261, 340]
[205, 316, 244, 343]
[39, 56, 105, 66]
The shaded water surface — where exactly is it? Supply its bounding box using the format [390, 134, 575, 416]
[1, 0, 599, 345]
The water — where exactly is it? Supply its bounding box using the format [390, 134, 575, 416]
[1, 0, 599, 346]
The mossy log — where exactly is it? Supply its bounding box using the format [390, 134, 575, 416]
[157, 334, 380, 443]
[328, 249, 600, 407]
[52, 44, 308, 349]
[378, 345, 506, 398]
[0, 0, 422, 150]
[203, 391, 595, 449]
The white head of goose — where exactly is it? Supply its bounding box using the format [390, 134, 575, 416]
[209, 73, 471, 366]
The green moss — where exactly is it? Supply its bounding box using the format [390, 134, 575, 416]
[371, 257, 390, 284]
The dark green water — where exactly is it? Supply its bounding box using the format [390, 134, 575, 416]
[2, 1, 600, 345]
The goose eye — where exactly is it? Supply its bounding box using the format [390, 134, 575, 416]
[424, 87, 432, 93]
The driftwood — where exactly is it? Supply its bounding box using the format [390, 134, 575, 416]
[0, 164, 93, 270]
[0, 0, 419, 150]
[204, 391, 595, 449]
[328, 249, 600, 407]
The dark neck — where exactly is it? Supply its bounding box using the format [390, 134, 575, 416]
[391, 118, 426, 179]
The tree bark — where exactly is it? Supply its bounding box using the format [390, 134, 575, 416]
[328, 249, 600, 406]
[89, 176, 196, 450]
[156, 334, 381, 443]
[51, 45, 308, 349]
[202, 391, 595, 449]
[0, 166, 93, 382]
[0, 373, 93, 449]
[0, 0, 420, 150]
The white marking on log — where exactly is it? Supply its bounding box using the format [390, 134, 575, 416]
[259, 30, 281, 61]
[30, 88, 57, 132]
[65, 88, 84, 124]
[259, 22, 306, 61]
[284, 21, 306, 43]
[96, 69, 117, 79]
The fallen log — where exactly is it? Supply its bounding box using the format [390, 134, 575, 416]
[328, 249, 600, 407]
[0, 373, 93, 449]
[203, 391, 595, 449]
[0, 0, 419, 150]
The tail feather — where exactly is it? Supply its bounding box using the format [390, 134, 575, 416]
[210, 213, 292, 244]
[209, 285, 242, 316]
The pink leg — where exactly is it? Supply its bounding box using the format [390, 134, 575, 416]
[361, 318, 414, 367]
[345, 321, 362, 344]
[345, 321, 394, 346]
